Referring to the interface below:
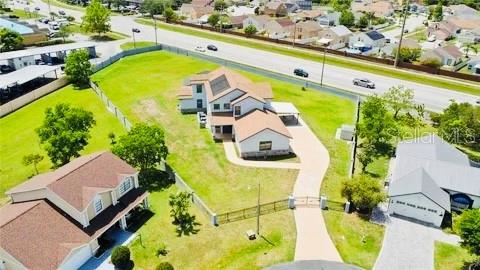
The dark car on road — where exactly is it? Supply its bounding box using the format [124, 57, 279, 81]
[207, 44, 218, 51]
[353, 78, 375, 88]
[294, 68, 308, 77]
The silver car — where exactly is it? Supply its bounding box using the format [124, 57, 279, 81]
[353, 78, 375, 89]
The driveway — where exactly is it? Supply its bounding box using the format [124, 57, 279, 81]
[221, 117, 342, 262]
[288, 118, 342, 262]
[374, 216, 461, 270]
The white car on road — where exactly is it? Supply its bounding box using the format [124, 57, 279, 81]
[195, 46, 206, 52]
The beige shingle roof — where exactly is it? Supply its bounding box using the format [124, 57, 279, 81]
[234, 109, 291, 142]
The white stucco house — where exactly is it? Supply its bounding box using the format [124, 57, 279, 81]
[348, 30, 386, 53]
[178, 67, 295, 158]
[0, 152, 149, 270]
[387, 134, 480, 227]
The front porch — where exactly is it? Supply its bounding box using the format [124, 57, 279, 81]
[79, 189, 151, 270]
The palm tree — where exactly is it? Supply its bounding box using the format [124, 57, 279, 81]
[462, 43, 479, 58]
[365, 11, 375, 29]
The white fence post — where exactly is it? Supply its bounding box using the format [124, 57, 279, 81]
[320, 196, 327, 210]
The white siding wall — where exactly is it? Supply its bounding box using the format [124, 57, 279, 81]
[236, 129, 290, 155]
[9, 56, 35, 70]
[86, 191, 113, 221]
[388, 193, 445, 227]
[209, 89, 245, 113]
[0, 248, 26, 270]
[179, 83, 207, 111]
[44, 188, 86, 227]
[58, 244, 92, 270]
[9, 189, 47, 203]
[233, 97, 265, 117]
[242, 18, 266, 31]
[180, 99, 197, 111]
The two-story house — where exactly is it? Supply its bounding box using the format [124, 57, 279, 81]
[178, 67, 293, 158]
[0, 152, 149, 270]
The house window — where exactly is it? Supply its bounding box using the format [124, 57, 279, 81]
[259, 141, 272, 151]
[196, 99, 203, 109]
[224, 103, 230, 110]
[234, 106, 241, 116]
[213, 104, 220, 110]
[407, 203, 416, 208]
[417, 206, 426, 210]
[94, 197, 103, 213]
[215, 126, 221, 134]
[196, 84, 202, 93]
[396, 200, 405, 205]
[428, 209, 438, 213]
[119, 177, 133, 195]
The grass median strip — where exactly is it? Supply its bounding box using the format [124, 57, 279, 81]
[136, 18, 480, 96]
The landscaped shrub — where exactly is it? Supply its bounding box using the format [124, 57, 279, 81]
[420, 57, 442, 68]
[111, 246, 131, 269]
[155, 262, 174, 270]
[156, 243, 169, 256]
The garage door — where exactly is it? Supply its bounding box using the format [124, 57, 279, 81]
[59, 245, 92, 270]
[390, 200, 443, 226]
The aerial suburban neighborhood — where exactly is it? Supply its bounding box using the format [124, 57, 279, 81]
[0, 0, 479, 268]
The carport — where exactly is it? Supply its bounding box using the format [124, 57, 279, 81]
[270, 102, 300, 125]
[0, 65, 60, 103]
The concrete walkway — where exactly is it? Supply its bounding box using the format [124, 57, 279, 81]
[222, 140, 301, 169]
[374, 216, 461, 270]
[222, 118, 341, 262]
[288, 119, 342, 262]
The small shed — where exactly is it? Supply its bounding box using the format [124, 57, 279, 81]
[337, 124, 355, 141]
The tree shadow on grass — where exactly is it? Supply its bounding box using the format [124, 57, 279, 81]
[139, 168, 174, 192]
[174, 214, 201, 237]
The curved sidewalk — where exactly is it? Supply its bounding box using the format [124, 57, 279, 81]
[222, 118, 341, 262]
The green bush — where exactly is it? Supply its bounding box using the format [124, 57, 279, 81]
[156, 262, 174, 270]
[34, 39, 74, 47]
[156, 243, 168, 256]
[111, 246, 130, 269]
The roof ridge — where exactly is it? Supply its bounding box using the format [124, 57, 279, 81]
[48, 152, 105, 188]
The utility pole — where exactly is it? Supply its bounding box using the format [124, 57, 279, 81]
[256, 181, 260, 236]
[153, 15, 158, 45]
[292, 21, 297, 47]
[47, 0, 52, 20]
[320, 45, 327, 86]
[394, 0, 409, 68]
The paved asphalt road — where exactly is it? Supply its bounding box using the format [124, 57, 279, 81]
[23, 0, 480, 111]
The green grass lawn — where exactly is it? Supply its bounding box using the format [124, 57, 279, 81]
[40, 0, 86, 11]
[130, 185, 296, 269]
[91, 50, 382, 268]
[434, 242, 475, 270]
[5, 9, 43, 19]
[120, 41, 157, 50]
[0, 86, 126, 206]
[135, 19, 480, 96]
[91, 51, 299, 213]
[67, 24, 129, 41]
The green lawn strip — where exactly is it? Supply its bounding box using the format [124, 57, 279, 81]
[434, 241, 475, 270]
[0, 85, 126, 206]
[4, 9, 44, 19]
[129, 185, 296, 269]
[120, 41, 157, 50]
[136, 19, 480, 96]
[67, 23, 129, 40]
[40, 0, 86, 11]
[91, 51, 299, 213]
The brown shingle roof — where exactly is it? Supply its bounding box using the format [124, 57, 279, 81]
[208, 112, 235, 126]
[0, 188, 148, 270]
[276, 18, 295, 27]
[6, 152, 136, 211]
[234, 109, 291, 142]
[0, 201, 90, 270]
